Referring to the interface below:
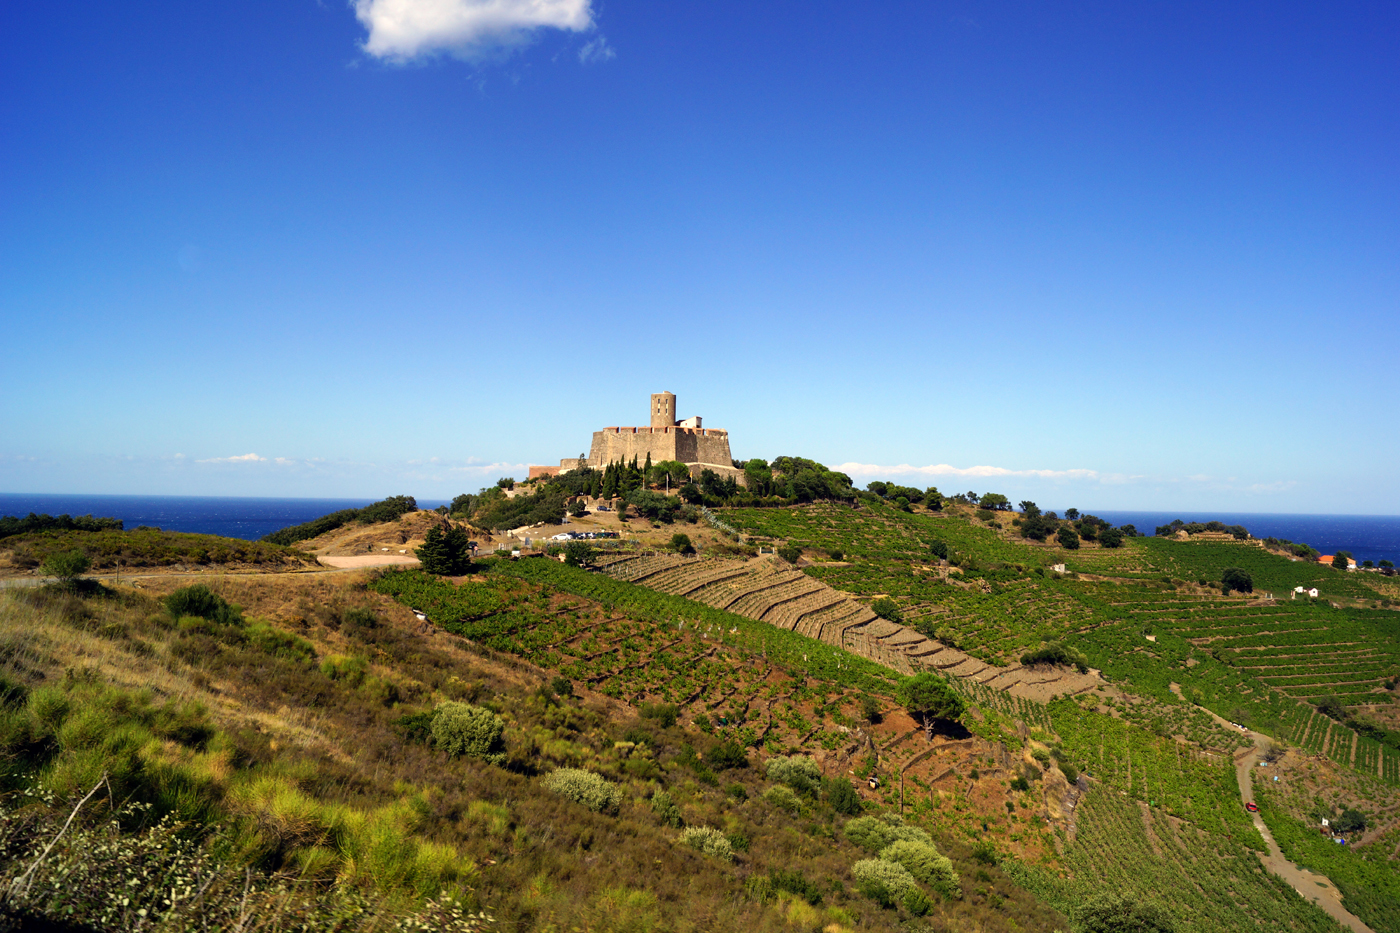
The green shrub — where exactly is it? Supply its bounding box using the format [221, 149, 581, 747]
[166, 585, 242, 626]
[764, 785, 801, 813]
[707, 738, 748, 770]
[679, 826, 734, 862]
[769, 868, 824, 906]
[852, 858, 917, 906]
[765, 754, 821, 795]
[1070, 892, 1178, 933]
[843, 815, 931, 852]
[246, 622, 315, 662]
[320, 654, 370, 687]
[871, 597, 901, 623]
[879, 840, 960, 897]
[40, 549, 90, 588]
[430, 702, 506, 765]
[394, 710, 437, 745]
[640, 702, 678, 728]
[542, 768, 621, 815]
[904, 888, 933, 916]
[825, 777, 861, 815]
[777, 545, 802, 564]
[651, 790, 682, 827]
[1019, 641, 1088, 673]
[1060, 762, 1080, 784]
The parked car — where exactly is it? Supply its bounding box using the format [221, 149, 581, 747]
[1245, 802, 1259, 812]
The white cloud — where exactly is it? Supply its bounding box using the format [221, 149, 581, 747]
[355, 0, 594, 61]
[448, 460, 530, 474]
[833, 462, 1101, 481]
[197, 453, 266, 464]
[578, 35, 614, 63]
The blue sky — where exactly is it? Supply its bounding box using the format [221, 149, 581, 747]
[2, 1, 1396, 512]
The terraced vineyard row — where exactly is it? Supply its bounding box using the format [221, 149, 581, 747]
[594, 553, 1101, 701]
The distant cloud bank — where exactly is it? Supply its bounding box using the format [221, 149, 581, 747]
[834, 462, 1100, 481]
[355, 0, 594, 60]
[196, 453, 266, 464]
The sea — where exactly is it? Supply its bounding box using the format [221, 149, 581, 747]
[1072, 510, 1400, 567]
[0, 494, 450, 542]
[1, 495, 1398, 565]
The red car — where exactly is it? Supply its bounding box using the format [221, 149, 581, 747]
[1246, 802, 1259, 812]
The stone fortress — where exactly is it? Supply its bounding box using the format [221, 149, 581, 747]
[529, 392, 745, 484]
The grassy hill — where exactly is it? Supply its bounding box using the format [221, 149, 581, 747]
[1, 500, 1397, 932]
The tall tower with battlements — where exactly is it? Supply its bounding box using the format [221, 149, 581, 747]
[650, 391, 676, 428]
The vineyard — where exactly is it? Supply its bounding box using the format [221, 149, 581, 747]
[360, 547, 1393, 932]
[715, 502, 1400, 789]
[1022, 786, 1344, 933]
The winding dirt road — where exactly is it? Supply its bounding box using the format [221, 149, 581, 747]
[1233, 730, 1374, 933]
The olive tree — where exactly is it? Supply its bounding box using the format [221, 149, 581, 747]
[896, 673, 966, 741]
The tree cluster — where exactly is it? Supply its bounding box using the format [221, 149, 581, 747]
[865, 482, 942, 511]
[263, 495, 417, 546]
[0, 512, 123, 540]
[1153, 519, 1249, 540]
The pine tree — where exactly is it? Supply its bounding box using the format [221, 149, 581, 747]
[415, 524, 452, 574]
[644, 451, 653, 485]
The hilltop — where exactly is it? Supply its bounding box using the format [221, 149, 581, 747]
[2, 483, 1399, 933]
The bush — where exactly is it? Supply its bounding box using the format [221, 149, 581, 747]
[928, 539, 949, 561]
[1070, 892, 1177, 933]
[1060, 762, 1080, 784]
[430, 702, 506, 765]
[825, 777, 862, 815]
[246, 622, 315, 661]
[1057, 525, 1081, 550]
[879, 840, 960, 897]
[542, 768, 621, 815]
[904, 889, 933, 916]
[651, 790, 682, 828]
[707, 738, 748, 770]
[679, 826, 734, 862]
[1020, 641, 1088, 673]
[777, 545, 802, 564]
[828, 549, 844, 560]
[1221, 567, 1253, 594]
[843, 815, 932, 852]
[852, 858, 917, 906]
[871, 597, 901, 623]
[769, 868, 823, 906]
[40, 549, 90, 588]
[765, 755, 821, 795]
[1334, 808, 1366, 834]
[764, 785, 801, 813]
[563, 541, 594, 567]
[166, 585, 242, 626]
[668, 533, 694, 555]
[640, 702, 678, 729]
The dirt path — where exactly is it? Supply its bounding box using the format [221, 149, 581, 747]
[1172, 690, 1372, 931]
[1232, 735, 1373, 932]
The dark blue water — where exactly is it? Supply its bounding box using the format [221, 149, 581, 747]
[1073, 511, 1400, 567]
[0, 494, 450, 541]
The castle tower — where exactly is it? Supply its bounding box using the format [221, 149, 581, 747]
[650, 391, 676, 428]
